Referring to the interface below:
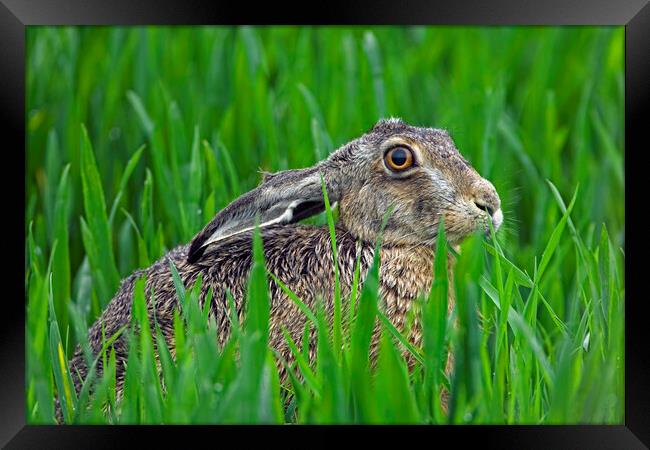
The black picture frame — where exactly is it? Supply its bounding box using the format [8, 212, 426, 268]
[4, 0, 648, 447]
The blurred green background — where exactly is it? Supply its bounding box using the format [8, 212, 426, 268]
[25, 26, 624, 424]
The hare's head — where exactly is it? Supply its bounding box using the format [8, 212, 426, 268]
[187, 118, 502, 263]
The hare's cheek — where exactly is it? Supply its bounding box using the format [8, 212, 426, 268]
[439, 210, 461, 233]
[442, 207, 481, 240]
[413, 197, 438, 223]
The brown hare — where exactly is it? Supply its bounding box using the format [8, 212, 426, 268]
[64, 118, 502, 419]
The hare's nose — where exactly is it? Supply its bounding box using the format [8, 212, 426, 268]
[472, 183, 502, 230]
[472, 187, 500, 216]
[474, 199, 503, 231]
[473, 199, 495, 217]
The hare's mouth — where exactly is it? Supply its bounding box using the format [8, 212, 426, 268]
[484, 208, 503, 237]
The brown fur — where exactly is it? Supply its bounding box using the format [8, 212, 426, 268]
[61, 118, 502, 422]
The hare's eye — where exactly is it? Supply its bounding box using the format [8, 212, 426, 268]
[385, 147, 414, 171]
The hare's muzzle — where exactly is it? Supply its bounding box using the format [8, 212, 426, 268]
[471, 180, 502, 236]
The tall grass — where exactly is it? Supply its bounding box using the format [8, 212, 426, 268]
[25, 26, 624, 424]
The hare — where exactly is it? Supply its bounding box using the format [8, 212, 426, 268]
[63, 118, 502, 420]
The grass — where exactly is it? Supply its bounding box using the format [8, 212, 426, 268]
[25, 26, 624, 424]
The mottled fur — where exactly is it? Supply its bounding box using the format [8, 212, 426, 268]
[62, 118, 501, 421]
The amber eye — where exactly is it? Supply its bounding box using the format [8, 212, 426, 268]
[385, 146, 414, 171]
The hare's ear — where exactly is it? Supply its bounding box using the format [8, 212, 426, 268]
[187, 166, 340, 264]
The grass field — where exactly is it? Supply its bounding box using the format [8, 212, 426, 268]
[25, 26, 624, 424]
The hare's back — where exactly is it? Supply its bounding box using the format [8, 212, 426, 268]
[196, 224, 367, 308]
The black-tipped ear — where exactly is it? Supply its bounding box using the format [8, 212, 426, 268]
[187, 166, 340, 264]
[187, 240, 210, 264]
